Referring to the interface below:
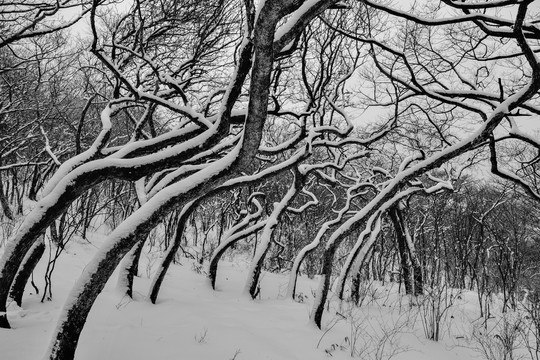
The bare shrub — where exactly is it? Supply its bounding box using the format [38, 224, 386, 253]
[472, 313, 524, 360]
[520, 293, 540, 360]
[419, 284, 457, 341]
[321, 306, 411, 359]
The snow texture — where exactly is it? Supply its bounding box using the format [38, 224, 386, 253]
[0, 226, 527, 360]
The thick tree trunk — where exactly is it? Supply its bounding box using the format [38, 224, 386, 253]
[44, 140, 244, 358]
[0, 105, 228, 328]
[9, 237, 45, 307]
[0, 175, 101, 328]
[45, 228, 151, 360]
[42, 1, 331, 356]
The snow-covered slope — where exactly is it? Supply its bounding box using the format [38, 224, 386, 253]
[0, 232, 516, 359]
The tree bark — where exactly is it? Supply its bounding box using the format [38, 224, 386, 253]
[389, 206, 413, 295]
[208, 220, 264, 290]
[312, 243, 337, 328]
[244, 172, 300, 299]
[148, 207, 191, 303]
[117, 237, 146, 298]
[45, 229, 151, 360]
[0, 171, 14, 220]
[9, 236, 45, 307]
[0, 105, 229, 327]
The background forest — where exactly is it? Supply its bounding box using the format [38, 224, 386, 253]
[1, 0, 540, 359]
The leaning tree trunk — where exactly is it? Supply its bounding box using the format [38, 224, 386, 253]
[44, 139, 243, 359]
[117, 237, 146, 298]
[286, 240, 319, 300]
[312, 242, 338, 329]
[351, 247, 375, 305]
[244, 174, 300, 299]
[335, 214, 382, 300]
[287, 194, 353, 300]
[45, 228, 151, 360]
[9, 236, 45, 307]
[43, 0, 328, 355]
[206, 193, 265, 291]
[0, 104, 231, 328]
[149, 191, 263, 301]
[0, 171, 105, 328]
[208, 219, 264, 290]
[45, 186, 214, 359]
[311, 188, 426, 328]
[147, 205, 192, 304]
[0, 114, 113, 329]
[287, 179, 376, 301]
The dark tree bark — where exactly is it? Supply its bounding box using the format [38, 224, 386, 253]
[0, 171, 14, 220]
[208, 220, 264, 290]
[120, 238, 146, 298]
[393, 205, 424, 295]
[46, 229, 151, 360]
[44, 0, 320, 355]
[389, 206, 413, 295]
[312, 243, 337, 328]
[0, 172, 104, 328]
[245, 171, 301, 299]
[148, 209, 190, 303]
[9, 237, 45, 307]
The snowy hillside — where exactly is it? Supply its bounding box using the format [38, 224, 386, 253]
[2, 230, 530, 360]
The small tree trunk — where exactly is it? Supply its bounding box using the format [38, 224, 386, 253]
[287, 223, 336, 299]
[244, 174, 299, 299]
[335, 214, 381, 300]
[208, 195, 265, 290]
[0, 224, 48, 329]
[9, 236, 45, 307]
[389, 206, 413, 295]
[28, 164, 42, 201]
[312, 243, 337, 329]
[0, 172, 14, 220]
[148, 208, 191, 304]
[117, 238, 146, 298]
[351, 270, 361, 305]
[286, 244, 316, 300]
[411, 256, 424, 296]
[208, 221, 264, 289]
[397, 205, 423, 295]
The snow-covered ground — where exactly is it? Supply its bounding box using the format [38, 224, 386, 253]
[0, 231, 530, 359]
